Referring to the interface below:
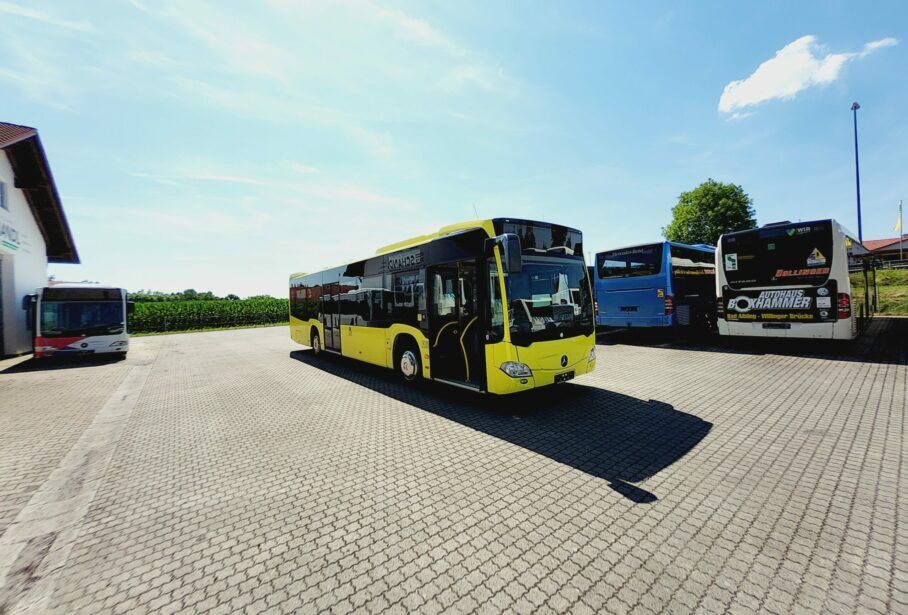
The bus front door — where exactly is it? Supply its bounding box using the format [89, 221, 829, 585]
[322, 283, 341, 352]
[429, 261, 483, 388]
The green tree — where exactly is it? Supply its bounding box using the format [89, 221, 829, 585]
[663, 179, 756, 245]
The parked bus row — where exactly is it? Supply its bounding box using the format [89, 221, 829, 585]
[289, 216, 878, 396]
[592, 218, 877, 339]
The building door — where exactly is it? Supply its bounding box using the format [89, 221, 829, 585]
[322, 283, 341, 352]
[428, 260, 483, 387]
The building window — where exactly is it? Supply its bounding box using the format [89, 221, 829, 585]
[0, 181, 6, 211]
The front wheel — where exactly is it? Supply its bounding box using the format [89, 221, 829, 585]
[397, 345, 421, 382]
[311, 330, 322, 356]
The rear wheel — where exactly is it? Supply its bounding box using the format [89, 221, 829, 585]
[396, 341, 421, 382]
[311, 330, 322, 356]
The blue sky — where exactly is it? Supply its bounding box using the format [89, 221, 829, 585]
[1, 0, 904, 297]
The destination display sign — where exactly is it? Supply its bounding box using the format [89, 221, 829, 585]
[387, 248, 424, 271]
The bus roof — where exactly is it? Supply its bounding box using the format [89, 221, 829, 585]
[720, 219, 868, 252]
[374, 217, 583, 256]
[290, 218, 582, 280]
[43, 283, 123, 291]
[595, 240, 715, 256]
[374, 219, 496, 255]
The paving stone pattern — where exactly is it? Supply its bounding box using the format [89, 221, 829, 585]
[0, 318, 904, 614]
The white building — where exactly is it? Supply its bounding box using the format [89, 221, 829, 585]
[0, 122, 79, 356]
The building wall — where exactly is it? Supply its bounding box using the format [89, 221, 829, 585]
[0, 152, 48, 355]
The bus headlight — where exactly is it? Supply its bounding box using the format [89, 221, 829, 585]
[588, 347, 596, 362]
[500, 361, 532, 378]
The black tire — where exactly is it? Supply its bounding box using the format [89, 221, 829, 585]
[395, 339, 421, 382]
[311, 329, 322, 356]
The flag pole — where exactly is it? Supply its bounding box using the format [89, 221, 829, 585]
[900, 200, 904, 261]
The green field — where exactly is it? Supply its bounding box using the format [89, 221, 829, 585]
[852, 268, 908, 316]
[130, 298, 289, 334]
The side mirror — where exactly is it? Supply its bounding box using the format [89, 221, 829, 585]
[21, 294, 36, 311]
[498, 233, 522, 273]
[127, 301, 135, 315]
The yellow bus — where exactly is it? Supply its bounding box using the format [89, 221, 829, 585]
[290, 218, 597, 394]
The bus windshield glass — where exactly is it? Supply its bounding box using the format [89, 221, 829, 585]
[499, 256, 594, 345]
[597, 244, 663, 279]
[40, 289, 124, 337]
[721, 221, 834, 289]
[497, 221, 583, 256]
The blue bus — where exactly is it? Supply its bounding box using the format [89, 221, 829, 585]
[594, 242, 716, 329]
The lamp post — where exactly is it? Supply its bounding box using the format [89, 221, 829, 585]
[851, 102, 863, 242]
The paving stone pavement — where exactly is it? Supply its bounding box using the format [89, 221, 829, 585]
[0, 318, 905, 614]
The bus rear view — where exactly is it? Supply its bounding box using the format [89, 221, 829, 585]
[24, 285, 132, 357]
[716, 219, 874, 340]
[594, 242, 716, 329]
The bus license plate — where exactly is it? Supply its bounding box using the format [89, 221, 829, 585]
[620, 306, 638, 312]
[762, 323, 791, 330]
[555, 371, 574, 384]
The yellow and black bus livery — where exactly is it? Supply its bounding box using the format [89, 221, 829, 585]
[290, 218, 597, 394]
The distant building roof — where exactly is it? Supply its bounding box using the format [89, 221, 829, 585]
[0, 121, 79, 263]
[865, 235, 907, 252]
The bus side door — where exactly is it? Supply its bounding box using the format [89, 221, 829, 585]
[322, 283, 341, 352]
[428, 260, 483, 387]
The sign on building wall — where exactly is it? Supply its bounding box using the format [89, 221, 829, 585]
[0, 218, 21, 254]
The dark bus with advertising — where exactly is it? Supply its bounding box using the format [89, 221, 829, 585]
[593, 242, 716, 329]
[716, 219, 876, 339]
[289, 218, 596, 394]
[22, 284, 133, 357]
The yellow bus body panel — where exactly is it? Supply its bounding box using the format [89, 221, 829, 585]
[341, 325, 389, 368]
[485, 333, 596, 394]
[383, 323, 431, 378]
[290, 315, 322, 346]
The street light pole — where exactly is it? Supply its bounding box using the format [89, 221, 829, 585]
[900, 199, 904, 261]
[851, 102, 863, 243]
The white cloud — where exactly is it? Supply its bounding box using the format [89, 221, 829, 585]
[0, 1, 93, 32]
[0, 33, 75, 109]
[859, 37, 898, 57]
[440, 65, 514, 94]
[718, 35, 898, 114]
[286, 162, 321, 175]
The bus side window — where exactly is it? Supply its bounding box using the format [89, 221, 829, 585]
[391, 272, 421, 326]
[433, 273, 456, 318]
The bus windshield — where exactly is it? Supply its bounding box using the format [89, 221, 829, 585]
[497, 256, 594, 345]
[40, 299, 125, 337]
[597, 244, 663, 279]
[721, 221, 834, 289]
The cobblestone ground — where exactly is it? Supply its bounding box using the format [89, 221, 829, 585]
[0, 319, 904, 614]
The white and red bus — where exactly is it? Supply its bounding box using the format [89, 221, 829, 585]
[716, 219, 876, 340]
[22, 284, 133, 358]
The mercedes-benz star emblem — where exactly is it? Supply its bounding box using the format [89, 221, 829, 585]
[560, 355, 568, 367]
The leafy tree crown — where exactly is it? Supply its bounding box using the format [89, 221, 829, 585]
[663, 179, 756, 245]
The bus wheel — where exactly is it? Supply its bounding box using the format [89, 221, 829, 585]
[396, 343, 421, 382]
[311, 330, 322, 356]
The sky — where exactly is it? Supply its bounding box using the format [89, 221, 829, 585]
[1, 0, 905, 298]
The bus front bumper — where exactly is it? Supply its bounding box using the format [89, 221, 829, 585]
[597, 314, 673, 328]
[485, 335, 597, 395]
[717, 319, 854, 340]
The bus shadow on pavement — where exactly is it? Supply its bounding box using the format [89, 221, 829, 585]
[599, 317, 907, 366]
[290, 350, 712, 504]
[1, 354, 126, 374]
